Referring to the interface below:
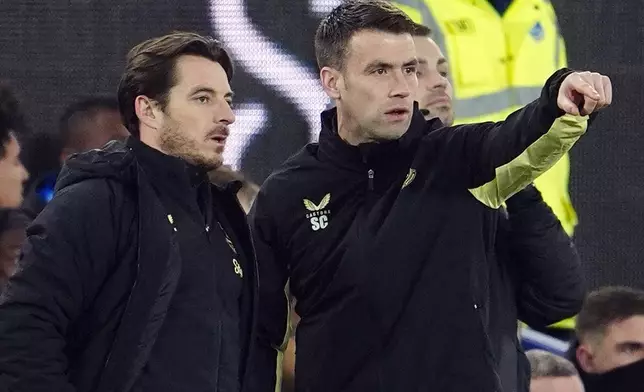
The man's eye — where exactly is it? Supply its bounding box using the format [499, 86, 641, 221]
[404, 66, 417, 74]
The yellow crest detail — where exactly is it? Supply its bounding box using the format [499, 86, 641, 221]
[233, 259, 243, 278]
[303, 193, 331, 211]
[402, 169, 416, 189]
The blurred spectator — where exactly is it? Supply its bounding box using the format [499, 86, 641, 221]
[58, 97, 129, 161]
[572, 286, 644, 391]
[527, 349, 584, 392]
[0, 209, 29, 291]
[21, 96, 128, 218]
[0, 82, 29, 209]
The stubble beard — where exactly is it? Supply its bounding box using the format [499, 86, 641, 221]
[158, 122, 223, 171]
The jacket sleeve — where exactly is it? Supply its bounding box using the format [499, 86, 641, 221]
[502, 184, 585, 328]
[246, 187, 291, 392]
[0, 180, 118, 392]
[427, 68, 591, 208]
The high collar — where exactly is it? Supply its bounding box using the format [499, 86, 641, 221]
[127, 137, 209, 190]
[317, 102, 439, 170]
[582, 357, 644, 392]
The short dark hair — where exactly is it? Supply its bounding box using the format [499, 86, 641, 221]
[117, 31, 234, 138]
[576, 286, 644, 343]
[0, 82, 26, 158]
[59, 96, 119, 148]
[314, 0, 417, 70]
[413, 23, 432, 37]
[527, 349, 579, 379]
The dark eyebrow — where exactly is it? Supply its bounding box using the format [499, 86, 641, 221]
[189, 86, 234, 99]
[437, 58, 448, 66]
[364, 60, 394, 72]
[616, 341, 644, 352]
[365, 58, 419, 73]
[403, 58, 419, 68]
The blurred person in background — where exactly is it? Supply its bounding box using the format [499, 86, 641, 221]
[58, 97, 130, 162]
[391, 0, 579, 338]
[0, 83, 30, 293]
[0, 31, 257, 392]
[571, 286, 644, 391]
[527, 349, 584, 392]
[0, 83, 29, 209]
[21, 96, 128, 219]
[249, 0, 609, 391]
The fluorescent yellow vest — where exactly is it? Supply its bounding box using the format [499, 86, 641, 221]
[393, 0, 577, 237]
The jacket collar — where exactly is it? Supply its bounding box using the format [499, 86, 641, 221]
[317, 102, 439, 170]
[127, 137, 209, 190]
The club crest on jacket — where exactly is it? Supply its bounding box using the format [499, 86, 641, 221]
[303, 193, 331, 231]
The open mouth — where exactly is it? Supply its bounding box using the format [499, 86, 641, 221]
[385, 108, 409, 116]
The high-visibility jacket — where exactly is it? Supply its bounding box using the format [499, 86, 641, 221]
[393, 0, 577, 237]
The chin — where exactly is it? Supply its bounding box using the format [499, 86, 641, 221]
[180, 152, 224, 171]
[0, 195, 22, 209]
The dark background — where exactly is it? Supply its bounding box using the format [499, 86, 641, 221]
[0, 0, 641, 290]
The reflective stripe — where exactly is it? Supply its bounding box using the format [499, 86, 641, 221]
[454, 86, 542, 119]
[555, 34, 561, 69]
[516, 86, 543, 106]
[469, 114, 588, 209]
[415, 1, 447, 67]
[553, 14, 562, 68]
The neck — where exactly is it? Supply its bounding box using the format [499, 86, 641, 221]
[336, 107, 373, 146]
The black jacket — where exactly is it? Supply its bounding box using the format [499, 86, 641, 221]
[0, 139, 258, 392]
[248, 69, 587, 392]
[492, 185, 584, 392]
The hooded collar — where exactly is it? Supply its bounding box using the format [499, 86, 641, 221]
[127, 137, 209, 190]
[316, 102, 439, 171]
[583, 357, 644, 392]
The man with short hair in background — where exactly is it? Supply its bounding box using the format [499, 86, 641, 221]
[572, 286, 644, 391]
[527, 349, 584, 392]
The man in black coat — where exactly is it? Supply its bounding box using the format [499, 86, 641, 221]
[247, 1, 611, 391]
[0, 32, 258, 392]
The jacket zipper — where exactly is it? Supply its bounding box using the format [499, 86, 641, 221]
[367, 169, 374, 191]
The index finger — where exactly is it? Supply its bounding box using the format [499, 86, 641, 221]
[571, 75, 600, 100]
